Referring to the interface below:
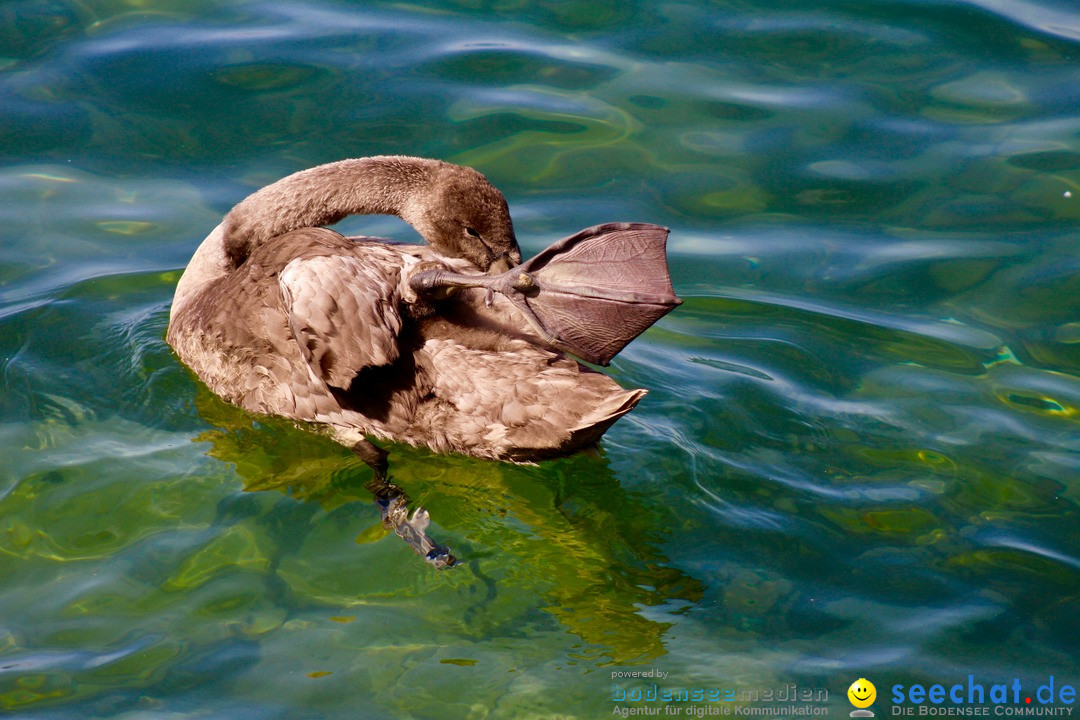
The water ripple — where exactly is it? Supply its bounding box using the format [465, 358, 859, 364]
[951, 0, 1080, 42]
[1, 0, 1079, 714]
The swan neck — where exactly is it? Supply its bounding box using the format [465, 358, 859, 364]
[221, 156, 439, 267]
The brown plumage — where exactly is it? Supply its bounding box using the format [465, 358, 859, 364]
[167, 156, 656, 463]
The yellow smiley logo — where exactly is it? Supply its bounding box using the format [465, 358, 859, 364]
[848, 678, 877, 709]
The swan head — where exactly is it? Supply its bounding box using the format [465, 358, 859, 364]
[405, 163, 521, 273]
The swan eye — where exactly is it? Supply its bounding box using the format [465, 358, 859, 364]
[464, 227, 482, 239]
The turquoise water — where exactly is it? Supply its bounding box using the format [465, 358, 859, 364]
[2, 0, 1080, 717]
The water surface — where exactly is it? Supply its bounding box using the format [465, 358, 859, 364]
[1, 0, 1079, 717]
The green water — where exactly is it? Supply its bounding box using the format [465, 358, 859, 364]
[2, 0, 1079, 717]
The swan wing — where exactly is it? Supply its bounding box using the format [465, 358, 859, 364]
[279, 252, 403, 390]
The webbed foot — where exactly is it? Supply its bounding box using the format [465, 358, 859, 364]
[353, 439, 458, 569]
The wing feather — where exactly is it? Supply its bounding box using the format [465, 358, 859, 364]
[279, 253, 403, 389]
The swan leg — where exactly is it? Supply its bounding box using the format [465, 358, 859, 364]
[353, 439, 458, 569]
[351, 437, 389, 482]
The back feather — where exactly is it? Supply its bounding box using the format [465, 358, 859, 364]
[279, 252, 404, 390]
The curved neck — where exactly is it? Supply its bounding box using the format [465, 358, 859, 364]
[221, 156, 440, 267]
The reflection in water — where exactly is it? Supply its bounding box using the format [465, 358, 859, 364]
[191, 385, 704, 664]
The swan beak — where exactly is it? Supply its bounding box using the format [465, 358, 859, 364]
[487, 254, 514, 275]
